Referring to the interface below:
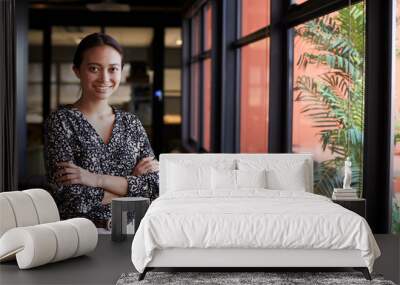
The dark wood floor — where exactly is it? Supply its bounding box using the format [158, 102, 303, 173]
[0, 234, 398, 285]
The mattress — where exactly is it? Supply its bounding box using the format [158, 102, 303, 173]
[131, 189, 380, 273]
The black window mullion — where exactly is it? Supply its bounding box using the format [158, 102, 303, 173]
[189, 50, 211, 64]
[199, 6, 205, 152]
[268, 0, 291, 153]
[220, 0, 238, 153]
[211, 0, 221, 152]
[235, 0, 242, 153]
[286, 0, 363, 28]
[232, 26, 270, 48]
[181, 17, 191, 150]
[286, 27, 295, 152]
[363, 0, 392, 233]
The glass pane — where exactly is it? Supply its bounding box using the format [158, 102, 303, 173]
[392, 0, 400, 234]
[191, 14, 200, 56]
[28, 30, 46, 124]
[105, 27, 154, 47]
[52, 26, 100, 46]
[203, 58, 212, 151]
[241, 0, 270, 37]
[190, 63, 199, 142]
[204, 3, 212, 51]
[165, 28, 182, 48]
[27, 63, 43, 124]
[27, 29, 45, 178]
[164, 69, 182, 124]
[292, 2, 366, 197]
[240, 39, 269, 153]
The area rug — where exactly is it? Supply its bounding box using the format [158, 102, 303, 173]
[116, 271, 396, 285]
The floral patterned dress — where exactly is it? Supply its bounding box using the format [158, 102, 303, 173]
[44, 105, 159, 221]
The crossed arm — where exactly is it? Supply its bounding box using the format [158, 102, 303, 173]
[55, 157, 159, 204]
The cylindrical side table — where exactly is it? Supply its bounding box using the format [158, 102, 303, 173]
[111, 197, 150, 242]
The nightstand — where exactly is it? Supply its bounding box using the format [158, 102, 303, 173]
[111, 197, 150, 242]
[332, 198, 366, 218]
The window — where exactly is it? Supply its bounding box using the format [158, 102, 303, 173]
[203, 58, 212, 151]
[190, 62, 199, 142]
[238, 0, 270, 153]
[191, 14, 200, 57]
[185, 2, 213, 151]
[205, 3, 212, 51]
[241, 0, 270, 36]
[203, 3, 213, 151]
[164, 68, 182, 124]
[240, 39, 269, 153]
[292, 2, 366, 196]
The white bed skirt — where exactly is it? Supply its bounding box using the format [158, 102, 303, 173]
[147, 248, 366, 268]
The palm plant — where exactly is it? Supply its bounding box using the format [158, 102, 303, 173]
[294, 3, 365, 197]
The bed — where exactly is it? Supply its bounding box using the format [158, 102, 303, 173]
[131, 153, 380, 280]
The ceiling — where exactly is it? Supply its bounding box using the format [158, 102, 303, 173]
[29, 0, 192, 12]
[29, 27, 182, 47]
[28, 0, 186, 47]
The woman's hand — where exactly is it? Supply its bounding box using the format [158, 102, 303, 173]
[55, 161, 100, 187]
[132, 157, 159, 176]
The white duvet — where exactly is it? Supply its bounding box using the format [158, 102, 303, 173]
[131, 190, 380, 273]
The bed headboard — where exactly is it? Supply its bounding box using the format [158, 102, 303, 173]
[159, 153, 313, 196]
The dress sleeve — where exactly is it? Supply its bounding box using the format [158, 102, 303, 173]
[43, 112, 103, 215]
[126, 118, 159, 200]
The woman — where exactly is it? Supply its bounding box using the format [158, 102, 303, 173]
[44, 33, 159, 229]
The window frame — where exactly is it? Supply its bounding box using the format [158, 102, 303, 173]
[183, 0, 214, 152]
[183, 0, 393, 232]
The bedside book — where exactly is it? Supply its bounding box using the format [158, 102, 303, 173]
[333, 188, 357, 192]
[332, 194, 358, 200]
[332, 188, 358, 200]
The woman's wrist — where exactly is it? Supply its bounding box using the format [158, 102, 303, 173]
[95, 174, 104, 188]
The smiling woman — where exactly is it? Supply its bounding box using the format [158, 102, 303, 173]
[43, 33, 159, 228]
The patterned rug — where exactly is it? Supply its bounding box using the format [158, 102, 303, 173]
[116, 271, 396, 285]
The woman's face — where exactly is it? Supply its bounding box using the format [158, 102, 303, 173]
[73, 45, 122, 101]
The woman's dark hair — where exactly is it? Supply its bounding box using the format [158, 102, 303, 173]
[73, 33, 124, 68]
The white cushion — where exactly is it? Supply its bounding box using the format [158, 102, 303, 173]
[211, 169, 267, 190]
[0, 191, 39, 227]
[0, 218, 97, 269]
[66, 218, 98, 257]
[167, 162, 212, 191]
[236, 169, 267, 188]
[0, 189, 98, 269]
[212, 168, 236, 190]
[0, 196, 17, 237]
[237, 159, 307, 191]
[266, 167, 306, 191]
[42, 221, 79, 262]
[0, 226, 57, 269]
[0, 189, 59, 237]
[24, 189, 60, 223]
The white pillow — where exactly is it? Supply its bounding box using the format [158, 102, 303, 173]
[211, 168, 236, 190]
[237, 159, 308, 191]
[167, 162, 212, 191]
[236, 169, 267, 188]
[266, 167, 306, 191]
